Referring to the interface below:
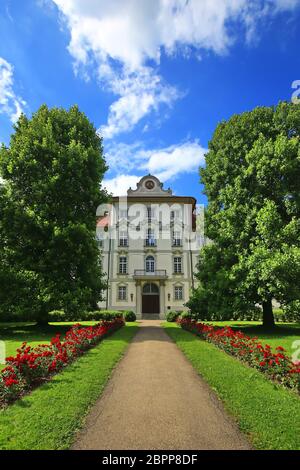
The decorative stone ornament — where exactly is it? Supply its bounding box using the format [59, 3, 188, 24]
[145, 179, 155, 190]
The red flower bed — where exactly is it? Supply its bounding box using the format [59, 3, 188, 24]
[0, 318, 124, 406]
[178, 318, 300, 392]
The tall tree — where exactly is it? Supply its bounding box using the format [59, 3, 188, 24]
[198, 102, 300, 328]
[0, 105, 107, 323]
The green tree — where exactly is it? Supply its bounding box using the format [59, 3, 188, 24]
[197, 102, 300, 328]
[0, 105, 107, 324]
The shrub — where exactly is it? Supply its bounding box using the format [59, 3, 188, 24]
[48, 310, 124, 322]
[123, 311, 136, 322]
[282, 301, 300, 322]
[179, 311, 199, 321]
[166, 310, 181, 322]
[98, 310, 123, 321]
[48, 310, 67, 322]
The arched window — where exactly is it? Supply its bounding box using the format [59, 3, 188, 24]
[145, 255, 155, 273]
[143, 283, 159, 294]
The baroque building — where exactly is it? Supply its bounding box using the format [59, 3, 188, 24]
[96, 175, 204, 319]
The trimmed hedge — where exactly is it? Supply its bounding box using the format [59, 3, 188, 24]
[48, 310, 123, 322]
[177, 307, 299, 324]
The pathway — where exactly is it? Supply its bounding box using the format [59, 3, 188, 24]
[72, 321, 251, 450]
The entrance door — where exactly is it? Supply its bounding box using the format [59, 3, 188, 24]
[142, 283, 160, 314]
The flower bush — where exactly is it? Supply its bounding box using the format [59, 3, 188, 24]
[178, 318, 300, 392]
[0, 318, 124, 406]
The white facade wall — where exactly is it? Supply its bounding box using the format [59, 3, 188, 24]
[96, 175, 204, 319]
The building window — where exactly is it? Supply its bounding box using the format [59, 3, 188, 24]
[145, 228, 156, 246]
[171, 209, 182, 223]
[147, 206, 156, 222]
[118, 285, 127, 300]
[119, 209, 128, 220]
[119, 256, 127, 274]
[96, 232, 103, 247]
[172, 230, 182, 246]
[119, 230, 128, 247]
[143, 283, 159, 294]
[145, 255, 155, 273]
[174, 257, 182, 273]
[174, 286, 183, 300]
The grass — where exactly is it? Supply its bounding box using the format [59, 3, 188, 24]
[164, 322, 300, 450]
[0, 321, 103, 369]
[208, 321, 300, 357]
[0, 323, 138, 450]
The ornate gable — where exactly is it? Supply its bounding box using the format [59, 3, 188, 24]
[127, 175, 172, 197]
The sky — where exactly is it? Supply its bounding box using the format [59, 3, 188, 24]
[0, 0, 300, 206]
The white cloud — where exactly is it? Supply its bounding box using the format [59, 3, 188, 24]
[52, 0, 300, 70]
[99, 66, 181, 139]
[274, 0, 300, 10]
[51, 0, 300, 138]
[0, 57, 26, 123]
[103, 140, 207, 194]
[103, 174, 141, 196]
[141, 141, 207, 181]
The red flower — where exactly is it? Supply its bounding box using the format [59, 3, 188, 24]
[0, 318, 124, 406]
[178, 318, 299, 391]
[4, 377, 19, 387]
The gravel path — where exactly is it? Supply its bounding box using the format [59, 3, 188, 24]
[72, 321, 251, 450]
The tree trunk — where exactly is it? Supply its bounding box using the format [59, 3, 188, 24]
[36, 312, 49, 326]
[262, 299, 275, 329]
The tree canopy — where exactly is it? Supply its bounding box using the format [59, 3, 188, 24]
[191, 101, 300, 327]
[0, 105, 107, 323]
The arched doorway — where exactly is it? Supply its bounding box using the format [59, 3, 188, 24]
[142, 283, 160, 314]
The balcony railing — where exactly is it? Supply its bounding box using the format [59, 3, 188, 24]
[133, 269, 167, 279]
[145, 239, 157, 247]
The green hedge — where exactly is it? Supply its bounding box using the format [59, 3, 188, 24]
[181, 306, 299, 323]
[48, 310, 123, 322]
[48, 309, 137, 323]
[166, 310, 182, 322]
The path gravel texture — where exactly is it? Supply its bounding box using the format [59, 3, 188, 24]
[72, 321, 251, 450]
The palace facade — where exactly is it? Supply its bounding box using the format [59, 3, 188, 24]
[96, 175, 204, 319]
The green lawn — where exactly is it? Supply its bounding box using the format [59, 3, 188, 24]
[0, 321, 103, 369]
[164, 322, 300, 450]
[0, 323, 138, 450]
[208, 321, 300, 357]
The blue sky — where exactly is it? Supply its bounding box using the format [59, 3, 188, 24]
[1, 0, 300, 205]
